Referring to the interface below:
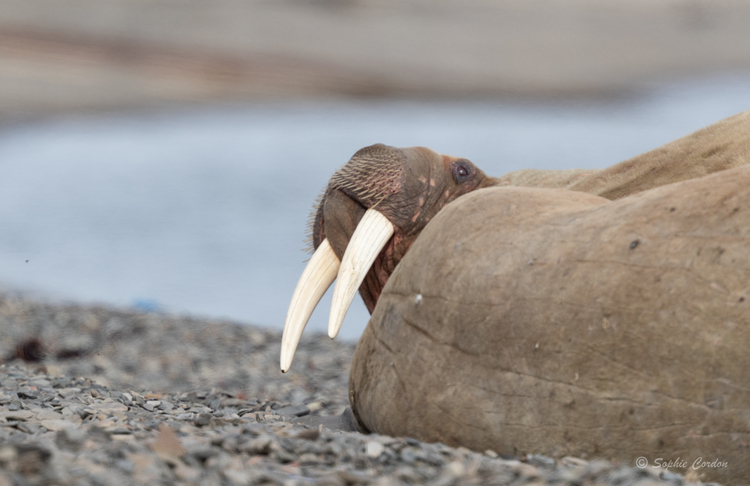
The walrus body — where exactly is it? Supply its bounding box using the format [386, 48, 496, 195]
[350, 165, 750, 484]
[282, 111, 750, 484]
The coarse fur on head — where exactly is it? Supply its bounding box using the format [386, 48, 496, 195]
[308, 143, 490, 312]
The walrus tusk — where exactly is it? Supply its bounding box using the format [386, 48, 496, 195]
[281, 238, 340, 372]
[329, 209, 395, 339]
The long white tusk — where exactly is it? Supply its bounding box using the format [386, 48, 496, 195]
[329, 209, 394, 339]
[281, 238, 340, 372]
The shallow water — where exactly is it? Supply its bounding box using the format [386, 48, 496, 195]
[1, 74, 749, 341]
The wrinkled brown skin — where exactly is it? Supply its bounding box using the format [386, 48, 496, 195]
[312, 111, 750, 484]
[351, 167, 750, 484]
[310, 144, 492, 312]
[494, 109, 750, 196]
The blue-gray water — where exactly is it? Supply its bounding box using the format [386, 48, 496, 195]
[1, 75, 749, 341]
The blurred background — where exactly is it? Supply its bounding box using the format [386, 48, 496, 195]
[2, 0, 750, 341]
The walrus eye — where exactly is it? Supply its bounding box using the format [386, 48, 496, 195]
[452, 160, 473, 183]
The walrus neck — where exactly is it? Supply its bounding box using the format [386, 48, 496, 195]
[358, 232, 414, 314]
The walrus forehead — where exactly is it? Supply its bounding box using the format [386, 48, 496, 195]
[328, 144, 407, 210]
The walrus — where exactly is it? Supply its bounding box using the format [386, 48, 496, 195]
[281, 110, 750, 484]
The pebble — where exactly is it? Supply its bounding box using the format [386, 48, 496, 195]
[0, 291, 704, 486]
[366, 440, 385, 458]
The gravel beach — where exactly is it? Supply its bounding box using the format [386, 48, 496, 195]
[0, 291, 708, 485]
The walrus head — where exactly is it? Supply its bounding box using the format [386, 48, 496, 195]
[281, 143, 491, 371]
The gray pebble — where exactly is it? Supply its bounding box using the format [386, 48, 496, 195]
[158, 401, 174, 411]
[400, 448, 417, 464]
[190, 446, 221, 462]
[115, 458, 135, 473]
[239, 435, 275, 455]
[55, 428, 86, 451]
[194, 413, 213, 426]
[527, 453, 556, 469]
[275, 404, 311, 417]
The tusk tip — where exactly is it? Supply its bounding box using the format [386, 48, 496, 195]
[328, 323, 340, 339]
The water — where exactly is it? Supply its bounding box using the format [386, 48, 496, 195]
[1, 75, 749, 341]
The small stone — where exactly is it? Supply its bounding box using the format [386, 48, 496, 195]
[174, 462, 200, 481]
[36, 410, 63, 421]
[484, 449, 498, 458]
[307, 401, 323, 412]
[2, 411, 33, 421]
[56, 428, 86, 452]
[275, 404, 310, 417]
[445, 461, 466, 477]
[295, 428, 320, 441]
[115, 459, 135, 473]
[41, 419, 76, 431]
[299, 453, 322, 465]
[400, 448, 417, 464]
[337, 470, 374, 484]
[421, 449, 447, 466]
[90, 402, 128, 414]
[455, 446, 472, 456]
[224, 468, 251, 485]
[0, 446, 17, 463]
[57, 388, 81, 399]
[16, 388, 38, 399]
[17, 422, 42, 434]
[561, 456, 588, 468]
[246, 436, 275, 455]
[86, 426, 112, 443]
[151, 423, 185, 463]
[194, 413, 212, 426]
[15, 444, 51, 475]
[273, 449, 296, 464]
[190, 446, 221, 462]
[311, 473, 345, 486]
[527, 453, 556, 469]
[515, 462, 541, 478]
[366, 441, 384, 458]
[220, 398, 246, 407]
[112, 434, 136, 442]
